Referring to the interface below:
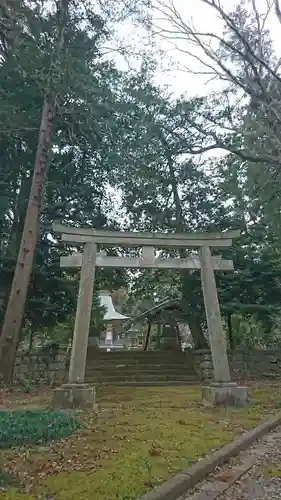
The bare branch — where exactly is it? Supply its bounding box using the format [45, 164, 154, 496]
[160, 120, 280, 166]
[200, 0, 281, 84]
[185, 143, 278, 164]
[251, 0, 274, 72]
[275, 0, 281, 24]
[150, 0, 281, 180]
[153, 0, 281, 105]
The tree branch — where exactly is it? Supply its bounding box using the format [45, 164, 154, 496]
[275, 0, 281, 23]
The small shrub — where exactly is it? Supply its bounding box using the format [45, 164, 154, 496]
[230, 313, 273, 349]
[0, 470, 19, 487]
[0, 410, 79, 449]
[276, 399, 281, 409]
[21, 378, 33, 393]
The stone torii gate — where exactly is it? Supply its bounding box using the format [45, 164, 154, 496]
[52, 224, 249, 409]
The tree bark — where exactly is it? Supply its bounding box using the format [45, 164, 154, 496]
[158, 134, 208, 348]
[0, 98, 53, 384]
[0, 172, 32, 325]
[144, 318, 153, 351]
[0, 0, 69, 384]
[227, 313, 234, 350]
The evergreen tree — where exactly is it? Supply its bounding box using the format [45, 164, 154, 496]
[0, 0, 149, 382]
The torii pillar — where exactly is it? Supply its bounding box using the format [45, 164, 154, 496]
[53, 242, 97, 410]
[200, 246, 249, 407]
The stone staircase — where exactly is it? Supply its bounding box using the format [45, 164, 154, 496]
[85, 349, 198, 386]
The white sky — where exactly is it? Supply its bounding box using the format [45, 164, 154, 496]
[153, 0, 281, 97]
[113, 0, 281, 98]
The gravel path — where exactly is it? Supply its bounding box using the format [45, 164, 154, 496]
[179, 426, 281, 500]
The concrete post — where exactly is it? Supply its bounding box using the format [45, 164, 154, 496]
[199, 246, 231, 383]
[68, 242, 97, 384]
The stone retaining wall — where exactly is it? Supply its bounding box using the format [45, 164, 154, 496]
[193, 349, 281, 381]
[13, 346, 68, 384]
[12, 347, 281, 384]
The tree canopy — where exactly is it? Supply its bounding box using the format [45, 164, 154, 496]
[1, 0, 281, 363]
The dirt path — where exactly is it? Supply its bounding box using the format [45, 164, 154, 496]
[180, 426, 281, 500]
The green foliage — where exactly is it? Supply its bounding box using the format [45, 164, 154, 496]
[1, 0, 281, 355]
[89, 288, 106, 338]
[0, 471, 19, 488]
[19, 321, 72, 350]
[0, 410, 79, 449]
[22, 378, 33, 394]
[229, 313, 277, 349]
[0, 0, 131, 334]
[47, 322, 73, 345]
[275, 399, 281, 409]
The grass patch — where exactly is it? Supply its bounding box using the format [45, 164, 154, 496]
[0, 410, 79, 448]
[0, 383, 279, 500]
[263, 463, 281, 478]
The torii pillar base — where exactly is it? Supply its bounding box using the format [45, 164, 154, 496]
[52, 383, 97, 410]
[202, 382, 250, 407]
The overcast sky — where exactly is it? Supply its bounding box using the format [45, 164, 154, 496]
[104, 0, 281, 222]
[114, 0, 281, 98]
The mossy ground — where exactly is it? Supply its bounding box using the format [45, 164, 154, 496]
[0, 382, 279, 500]
[263, 463, 281, 478]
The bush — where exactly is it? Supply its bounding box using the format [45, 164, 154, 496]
[0, 471, 19, 487]
[230, 313, 274, 349]
[276, 398, 281, 409]
[0, 410, 79, 449]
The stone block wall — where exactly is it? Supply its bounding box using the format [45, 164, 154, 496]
[12, 346, 281, 384]
[229, 349, 281, 380]
[192, 349, 213, 381]
[193, 348, 281, 381]
[13, 347, 68, 384]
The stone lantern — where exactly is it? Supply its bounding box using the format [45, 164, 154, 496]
[99, 290, 128, 348]
[127, 326, 139, 348]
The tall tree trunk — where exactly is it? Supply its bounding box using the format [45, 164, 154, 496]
[0, 98, 53, 383]
[159, 136, 208, 349]
[0, 0, 69, 384]
[0, 173, 30, 330]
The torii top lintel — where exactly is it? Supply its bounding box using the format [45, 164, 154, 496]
[52, 223, 240, 248]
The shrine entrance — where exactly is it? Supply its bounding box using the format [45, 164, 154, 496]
[52, 224, 249, 409]
[129, 299, 184, 351]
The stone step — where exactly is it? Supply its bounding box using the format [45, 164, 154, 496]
[87, 356, 188, 364]
[85, 370, 196, 379]
[85, 364, 194, 371]
[95, 380, 199, 387]
[85, 373, 197, 383]
[86, 350, 188, 357]
[86, 356, 189, 364]
[84, 349, 198, 386]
